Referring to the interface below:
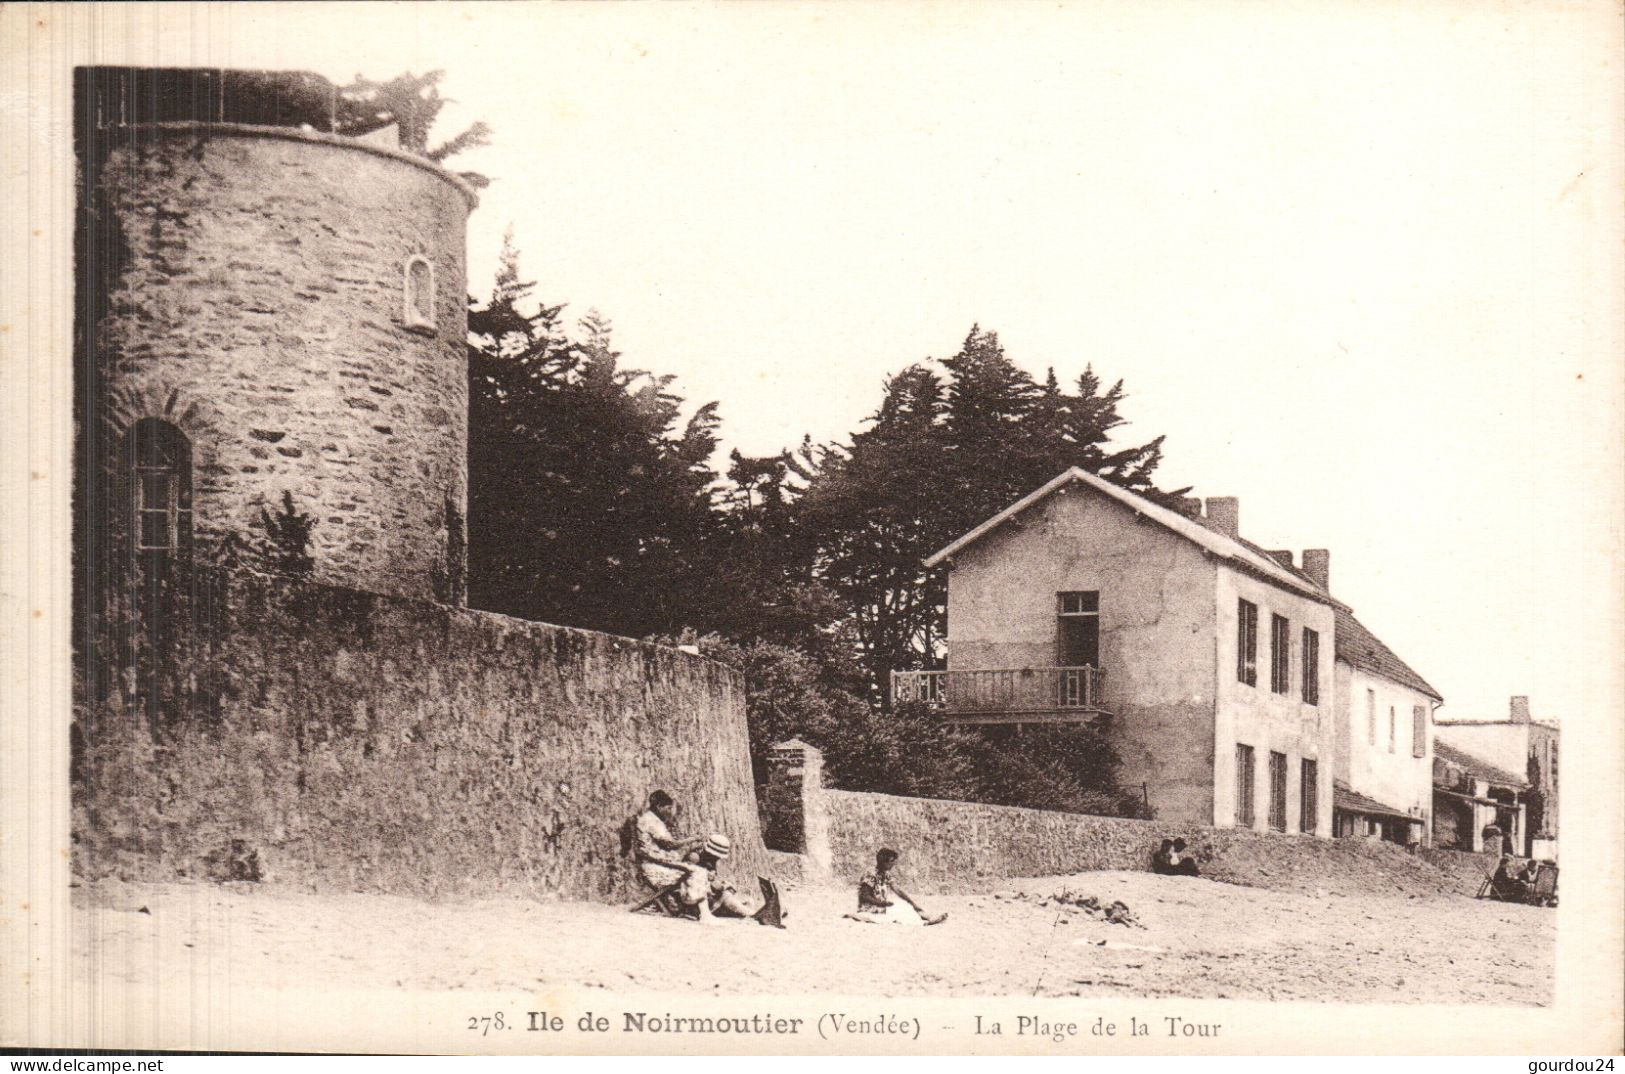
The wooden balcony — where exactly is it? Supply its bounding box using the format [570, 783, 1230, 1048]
[889, 667, 1109, 725]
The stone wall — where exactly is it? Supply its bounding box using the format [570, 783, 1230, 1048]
[84, 123, 473, 603]
[765, 742, 1490, 899]
[74, 576, 767, 901]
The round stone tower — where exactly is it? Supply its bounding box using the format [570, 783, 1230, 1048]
[84, 119, 476, 603]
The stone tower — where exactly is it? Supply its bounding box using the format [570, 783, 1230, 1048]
[76, 67, 477, 605]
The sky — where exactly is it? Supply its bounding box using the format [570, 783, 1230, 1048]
[75, 0, 1622, 725]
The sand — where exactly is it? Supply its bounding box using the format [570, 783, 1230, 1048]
[71, 870, 1553, 1007]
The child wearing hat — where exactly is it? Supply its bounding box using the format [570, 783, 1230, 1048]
[680, 833, 760, 925]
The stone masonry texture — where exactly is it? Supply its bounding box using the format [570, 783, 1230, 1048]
[74, 576, 768, 901]
[90, 124, 472, 602]
[815, 788, 1494, 899]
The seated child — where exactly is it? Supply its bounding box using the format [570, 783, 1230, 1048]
[1168, 837, 1201, 877]
[679, 833, 765, 925]
[844, 848, 948, 926]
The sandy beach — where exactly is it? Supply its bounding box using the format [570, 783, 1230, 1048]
[72, 870, 1553, 1007]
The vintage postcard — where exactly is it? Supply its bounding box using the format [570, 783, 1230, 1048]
[2, 0, 1622, 1058]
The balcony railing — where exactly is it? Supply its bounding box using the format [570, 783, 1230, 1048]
[890, 666, 1107, 722]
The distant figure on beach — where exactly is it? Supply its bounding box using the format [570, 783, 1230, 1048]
[1168, 838, 1201, 877]
[1487, 854, 1529, 902]
[845, 848, 948, 926]
[1151, 838, 1177, 874]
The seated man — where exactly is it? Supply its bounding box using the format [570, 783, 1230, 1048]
[844, 847, 947, 926]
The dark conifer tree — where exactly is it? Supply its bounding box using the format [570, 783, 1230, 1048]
[465, 242, 724, 637]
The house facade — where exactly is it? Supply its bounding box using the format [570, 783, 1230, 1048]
[1313, 559, 1444, 847]
[896, 468, 1337, 834]
[1431, 740, 1530, 856]
[1436, 697, 1557, 857]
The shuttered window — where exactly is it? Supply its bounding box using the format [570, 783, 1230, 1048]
[1301, 628, 1320, 705]
[1235, 744, 1256, 827]
[1268, 751, 1288, 831]
[1412, 704, 1427, 758]
[1236, 600, 1258, 686]
[1270, 614, 1290, 694]
[1300, 758, 1319, 833]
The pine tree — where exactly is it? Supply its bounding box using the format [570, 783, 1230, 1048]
[799, 325, 1178, 700]
[465, 247, 726, 637]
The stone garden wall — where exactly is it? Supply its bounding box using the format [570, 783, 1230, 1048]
[765, 742, 1490, 899]
[75, 576, 767, 901]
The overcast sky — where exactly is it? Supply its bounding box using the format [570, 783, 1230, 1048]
[95, 1, 1621, 725]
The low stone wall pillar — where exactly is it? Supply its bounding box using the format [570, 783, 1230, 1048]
[764, 739, 831, 876]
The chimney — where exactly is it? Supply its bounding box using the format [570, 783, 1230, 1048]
[1302, 549, 1330, 591]
[1204, 497, 1239, 538]
[1174, 496, 1203, 521]
[1265, 550, 1294, 569]
[1509, 696, 1531, 725]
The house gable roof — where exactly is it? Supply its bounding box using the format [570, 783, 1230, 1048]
[1436, 718, 1560, 731]
[1332, 780, 1417, 822]
[1434, 740, 1528, 789]
[922, 467, 1341, 607]
[1334, 608, 1443, 701]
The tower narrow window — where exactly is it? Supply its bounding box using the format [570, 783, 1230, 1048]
[123, 418, 193, 566]
[404, 255, 435, 331]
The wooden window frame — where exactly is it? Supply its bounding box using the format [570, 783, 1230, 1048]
[124, 418, 193, 564]
[1056, 590, 1100, 669]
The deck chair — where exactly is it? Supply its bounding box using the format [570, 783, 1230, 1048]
[1475, 858, 1517, 901]
[628, 877, 686, 917]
